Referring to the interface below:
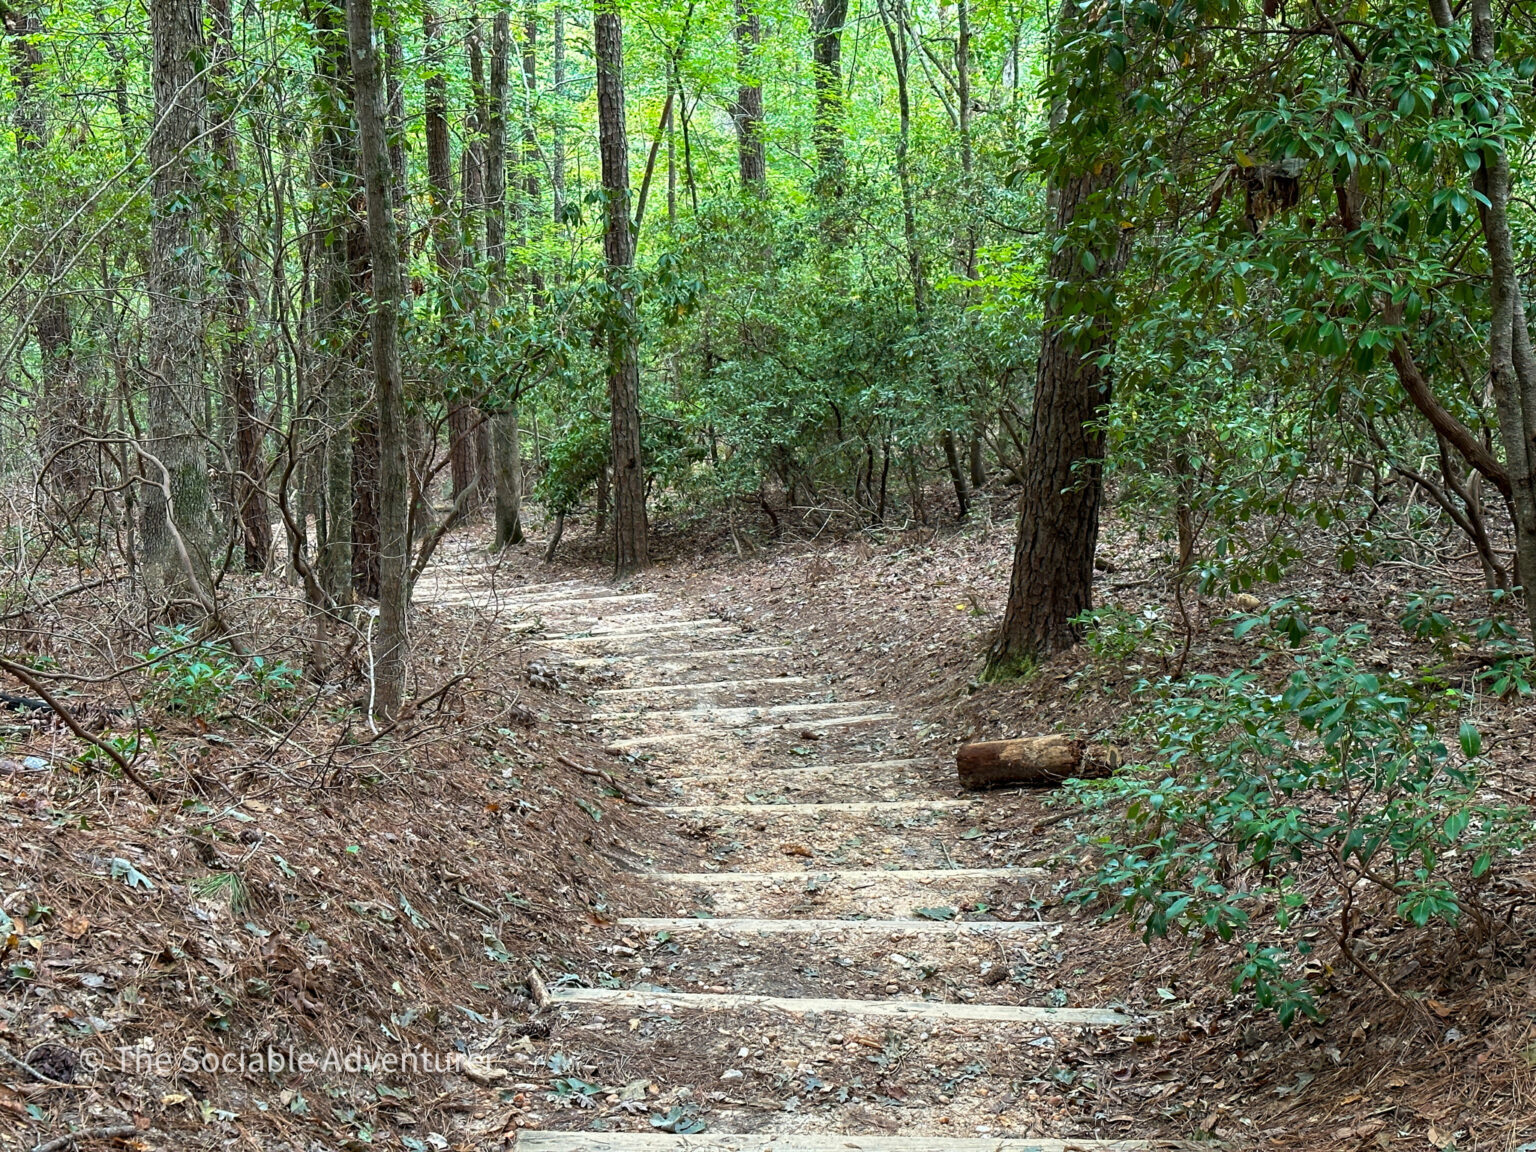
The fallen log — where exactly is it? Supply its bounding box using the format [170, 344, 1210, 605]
[956, 735, 1121, 790]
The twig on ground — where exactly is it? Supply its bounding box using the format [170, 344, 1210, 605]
[0, 1048, 80, 1090]
[0, 656, 160, 802]
[556, 752, 654, 807]
[31, 1125, 141, 1152]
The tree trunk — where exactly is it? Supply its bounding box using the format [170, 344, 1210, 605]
[521, 5, 542, 230]
[210, 0, 271, 572]
[811, 0, 849, 213]
[595, 0, 647, 576]
[463, 22, 488, 264]
[347, 0, 410, 716]
[1453, 0, 1536, 640]
[143, 0, 212, 601]
[732, 0, 764, 192]
[989, 167, 1124, 671]
[488, 9, 525, 549]
[956, 736, 1120, 790]
[427, 9, 476, 504]
[312, 0, 360, 612]
[551, 5, 566, 223]
[968, 434, 987, 489]
[6, 9, 87, 502]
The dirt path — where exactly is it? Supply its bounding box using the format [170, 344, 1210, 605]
[416, 559, 1162, 1151]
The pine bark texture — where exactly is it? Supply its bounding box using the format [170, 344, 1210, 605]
[733, 0, 764, 191]
[811, 0, 849, 207]
[595, 1, 647, 575]
[143, 0, 212, 598]
[312, 0, 361, 610]
[990, 168, 1124, 668]
[956, 736, 1120, 790]
[211, 0, 271, 572]
[346, 0, 410, 716]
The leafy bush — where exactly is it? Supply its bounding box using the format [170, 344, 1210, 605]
[1067, 611, 1528, 1026]
[138, 626, 298, 719]
[1074, 604, 1176, 669]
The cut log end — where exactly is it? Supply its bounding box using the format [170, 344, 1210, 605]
[956, 735, 1121, 791]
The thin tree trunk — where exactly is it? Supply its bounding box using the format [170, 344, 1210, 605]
[312, 0, 359, 612]
[211, 0, 271, 572]
[811, 0, 850, 214]
[346, 0, 410, 716]
[595, 0, 647, 575]
[488, 8, 525, 548]
[427, 9, 476, 503]
[143, 0, 213, 600]
[1454, 0, 1536, 637]
[552, 5, 566, 223]
[7, 9, 86, 502]
[732, 0, 764, 192]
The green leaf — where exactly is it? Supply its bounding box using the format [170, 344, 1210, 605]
[1459, 722, 1482, 759]
[109, 858, 155, 890]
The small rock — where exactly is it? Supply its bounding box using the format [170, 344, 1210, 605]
[721, 1069, 744, 1081]
[22, 756, 49, 771]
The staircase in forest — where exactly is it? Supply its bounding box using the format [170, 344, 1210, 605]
[417, 563, 1160, 1152]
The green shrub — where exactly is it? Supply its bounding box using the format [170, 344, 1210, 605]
[138, 626, 298, 719]
[1067, 612, 1528, 1026]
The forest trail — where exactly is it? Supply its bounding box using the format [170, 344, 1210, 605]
[417, 556, 1163, 1151]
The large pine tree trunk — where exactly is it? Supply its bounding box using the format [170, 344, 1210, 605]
[595, 0, 647, 576]
[989, 168, 1122, 670]
[143, 0, 212, 601]
[346, 0, 409, 716]
[210, 0, 271, 573]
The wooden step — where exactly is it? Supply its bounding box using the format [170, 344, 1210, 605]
[592, 676, 811, 696]
[606, 713, 897, 750]
[546, 986, 1131, 1026]
[564, 647, 791, 668]
[544, 619, 728, 640]
[677, 756, 933, 781]
[507, 591, 657, 606]
[594, 700, 887, 722]
[539, 627, 741, 647]
[647, 866, 1044, 885]
[517, 1135, 1150, 1151]
[659, 798, 975, 817]
[617, 916, 1047, 935]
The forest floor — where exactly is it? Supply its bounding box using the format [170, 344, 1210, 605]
[3, 488, 1533, 1150]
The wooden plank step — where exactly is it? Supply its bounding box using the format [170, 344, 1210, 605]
[507, 591, 657, 606]
[565, 647, 791, 668]
[617, 916, 1047, 935]
[546, 986, 1131, 1026]
[592, 676, 811, 696]
[517, 1135, 1151, 1151]
[594, 700, 886, 722]
[647, 866, 1045, 885]
[539, 627, 740, 647]
[659, 798, 975, 816]
[677, 756, 932, 780]
[606, 714, 897, 750]
[543, 619, 726, 639]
